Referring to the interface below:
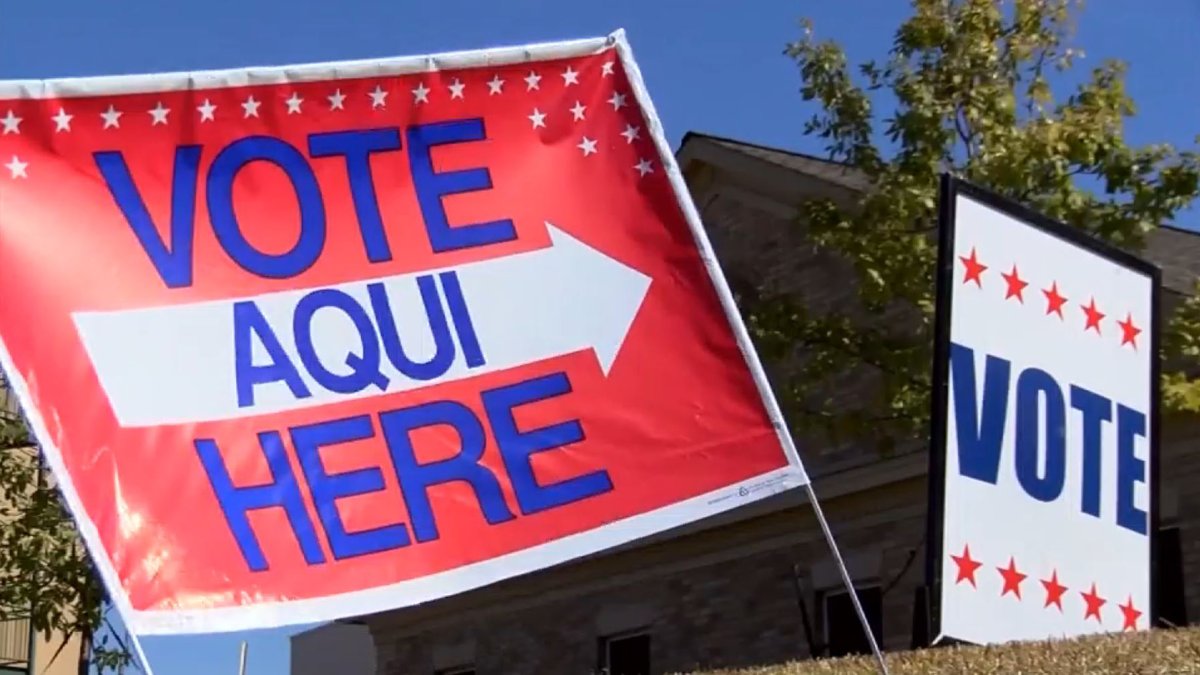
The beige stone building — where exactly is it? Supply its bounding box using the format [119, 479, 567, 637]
[0, 619, 81, 675]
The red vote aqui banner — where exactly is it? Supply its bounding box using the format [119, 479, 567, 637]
[0, 30, 808, 634]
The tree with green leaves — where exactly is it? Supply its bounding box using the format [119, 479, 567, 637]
[755, 0, 1200, 451]
[0, 402, 133, 674]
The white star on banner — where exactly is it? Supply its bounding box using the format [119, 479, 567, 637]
[448, 79, 466, 99]
[100, 105, 122, 129]
[570, 101, 587, 121]
[197, 99, 217, 122]
[0, 110, 20, 135]
[578, 137, 598, 156]
[369, 85, 388, 109]
[52, 107, 73, 132]
[5, 155, 28, 179]
[487, 75, 505, 95]
[621, 124, 641, 144]
[149, 102, 170, 126]
[601, 61, 615, 77]
[412, 83, 430, 104]
[242, 96, 261, 118]
[328, 89, 346, 110]
[286, 93, 304, 114]
[524, 71, 542, 91]
[635, 158, 654, 176]
[608, 91, 628, 110]
[528, 108, 547, 129]
[561, 67, 579, 86]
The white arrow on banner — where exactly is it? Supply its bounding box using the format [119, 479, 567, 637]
[72, 224, 652, 427]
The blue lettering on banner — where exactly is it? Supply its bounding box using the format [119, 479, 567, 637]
[368, 276, 456, 380]
[197, 370, 608, 572]
[948, 341, 1149, 536]
[95, 119, 514, 289]
[949, 343, 1009, 485]
[293, 288, 390, 394]
[482, 372, 613, 515]
[232, 272, 485, 408]
[1014, 367, 1066, 503]
[233, 300, 312, 407]
[1117, 404, 1149, 535]
[94, 146, 203, 289]
[380, 399, 515, 543]
[440, 271, 486, 368]
[290, 415, 411, 559]
[1070, 385, 1112, 519]
[406, 119, 517, 253]
[195, 431, 327, 572]
[207, 136, 327, 279]
[308, 128, 402, 264]
[95, 122, 610, 573]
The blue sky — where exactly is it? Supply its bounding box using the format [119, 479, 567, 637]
[2, 1, 1198, 673]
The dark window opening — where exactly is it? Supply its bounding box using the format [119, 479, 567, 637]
[822, 585, 883, 658]
[1157, 526, 1188, 627]
[910, 585, 929, 649]
[599, 629, 651, 675]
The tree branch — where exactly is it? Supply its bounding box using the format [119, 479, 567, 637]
[954, 106, 975, 161]
[800, 330, 929, 390]
[102, 613, 140, 674]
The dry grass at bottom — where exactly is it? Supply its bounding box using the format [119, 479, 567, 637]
[685, 627, 1200, 674]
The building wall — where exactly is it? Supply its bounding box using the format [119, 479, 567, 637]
[0, 605, 83, 674]
[0, 619, 31, 672]
[32, 630, 84, 675]
[367, 470, 929, 674]
[291, 622, 376, 675]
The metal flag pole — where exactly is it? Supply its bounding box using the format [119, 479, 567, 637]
[803, 480, 890, 675]
[238, 641, 248, 675]
[127, 631, 155, 675]
[611, 30, 891, 672]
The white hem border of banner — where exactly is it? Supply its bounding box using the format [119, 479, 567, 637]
[128, 465, 806, 634]
[0, 28, 813, 637]
[0, 34, 613, 99]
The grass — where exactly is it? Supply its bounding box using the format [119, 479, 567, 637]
[687, 627, 1200, 674]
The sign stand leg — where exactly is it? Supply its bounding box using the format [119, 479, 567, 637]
[802, 480, 891, 675]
